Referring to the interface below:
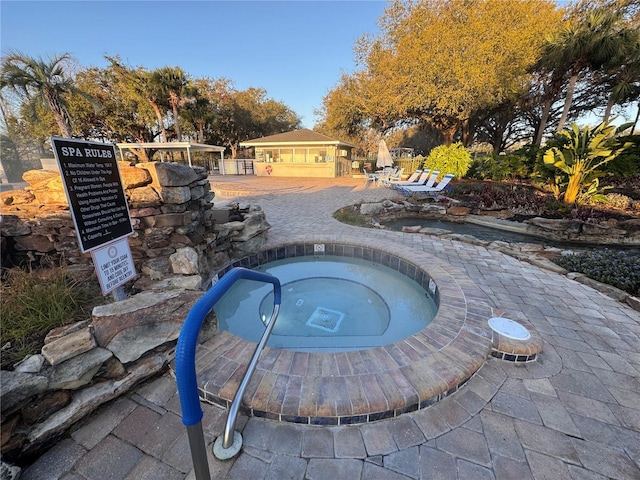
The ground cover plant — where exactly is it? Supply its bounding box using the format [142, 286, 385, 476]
[553, 249, 640, 296]
[0, 263, 103, 370]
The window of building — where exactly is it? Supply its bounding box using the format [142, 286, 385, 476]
[264, 149, 279, 163]
[280, 148, 293, 162]
[293, 148, 307, 163]
[309, 148, 327, 163]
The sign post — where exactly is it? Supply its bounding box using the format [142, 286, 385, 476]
[52, 137, 136, 297]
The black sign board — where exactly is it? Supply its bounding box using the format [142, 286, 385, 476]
[52, 137, 133, 253]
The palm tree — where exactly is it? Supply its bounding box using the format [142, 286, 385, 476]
[106, 57, 170, 143]
[600, 36, 640, 122]
[151, 67, 194, 142]
[544, 7, 633, 133]
[0, 51, 85, 137]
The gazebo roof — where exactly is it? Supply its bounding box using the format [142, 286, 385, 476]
[116, 141, 225, 169]
[240, 129, 356, 148]
[116, 141, 225, 153]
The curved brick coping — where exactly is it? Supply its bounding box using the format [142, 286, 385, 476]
[193, 236, 494, 425]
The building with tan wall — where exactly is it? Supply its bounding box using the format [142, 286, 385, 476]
[240, 129, 356, 177]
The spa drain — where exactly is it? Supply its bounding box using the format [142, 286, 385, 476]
[306, 307, 344, 332]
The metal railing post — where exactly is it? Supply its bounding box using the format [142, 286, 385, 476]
[175, 267, 281, 479]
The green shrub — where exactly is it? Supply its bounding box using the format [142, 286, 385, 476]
[423, 143, 471, 179]
[468, 153, 531, 181]
[0, 266, 102, 369]
[553, 249, 640, 296]
[602, 134, 640, 177]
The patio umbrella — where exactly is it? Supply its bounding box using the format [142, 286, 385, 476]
[376, 140, 393, 169]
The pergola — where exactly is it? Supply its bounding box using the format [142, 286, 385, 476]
[116, 141, 228, 173]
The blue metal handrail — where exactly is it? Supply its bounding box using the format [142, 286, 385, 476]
[175, 267, 281, 479]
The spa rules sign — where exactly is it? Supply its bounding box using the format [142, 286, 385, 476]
[52, 137, 133, 252]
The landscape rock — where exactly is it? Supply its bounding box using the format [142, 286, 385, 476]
[360, 202, 384, 216]
[44, 348, 113, 390]
[0, 190, 35, 206]
[22, 170, 58, 186]
[22, 391, 72, 425]
[418, 227, 451, 236]
[13, 355, 45, 374]
[214, 220, 245, 239]
[129, 206, 161, 218]
[24, 350, 171, 450]
[138, 161, 199, 187]
[441, 233, 489, 246]
[146, 275, 203, 291]
[0, 371, 48, 413]
[41, 327, 96, 366]
[1, 163, 269, 463]
[13, 234, 56, 253]
[127, 185, 161, 208]
[231, 211, 271, 242]
[447, 206, 471, 216]
[169, 246, 199, 275]
[627, 295, 640, 310]
[156, 186, 191, 204]
[420, 204, 447, 215]
[525, 217, 583, 233]
[92, 289, 202, 364]
[141, 257, 171, 280]
[44, 320, 90, 344]
[119, 165, 152, 189]
[0, 215, 32, 236]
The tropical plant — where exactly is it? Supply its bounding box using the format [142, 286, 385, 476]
[0, 51, 96, 138]
[543, 119, 632, 204]
[423, 143, 472, 179]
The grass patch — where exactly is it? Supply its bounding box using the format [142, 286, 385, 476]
[552, 249, 640, 296]
[1, 265, 103, 369]
[333, 205, 371, 227]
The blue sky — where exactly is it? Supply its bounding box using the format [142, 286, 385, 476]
[1, 0, 387, 128]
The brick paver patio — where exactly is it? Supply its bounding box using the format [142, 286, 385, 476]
[22, 176, 640, 480]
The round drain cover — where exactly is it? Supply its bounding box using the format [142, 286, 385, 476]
[488, 317, 531, 340]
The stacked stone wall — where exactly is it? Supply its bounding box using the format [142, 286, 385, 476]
[0, 161, 270, 287]
[0, 162, 270, 466]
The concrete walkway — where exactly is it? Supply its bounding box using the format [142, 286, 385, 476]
[22, 176, 640, 480]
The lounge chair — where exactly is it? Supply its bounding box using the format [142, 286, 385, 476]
[423, 170, 440, 188]
[363, 167, 379, 185]
[383, 170, 422, 186]
[373, 167, 398, 185]
[377, 167, 403, 185]
[396, 173, 455, 198]
[383, 169, 430, 188]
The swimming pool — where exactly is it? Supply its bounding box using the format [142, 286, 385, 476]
[214, 255, 438, 352]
